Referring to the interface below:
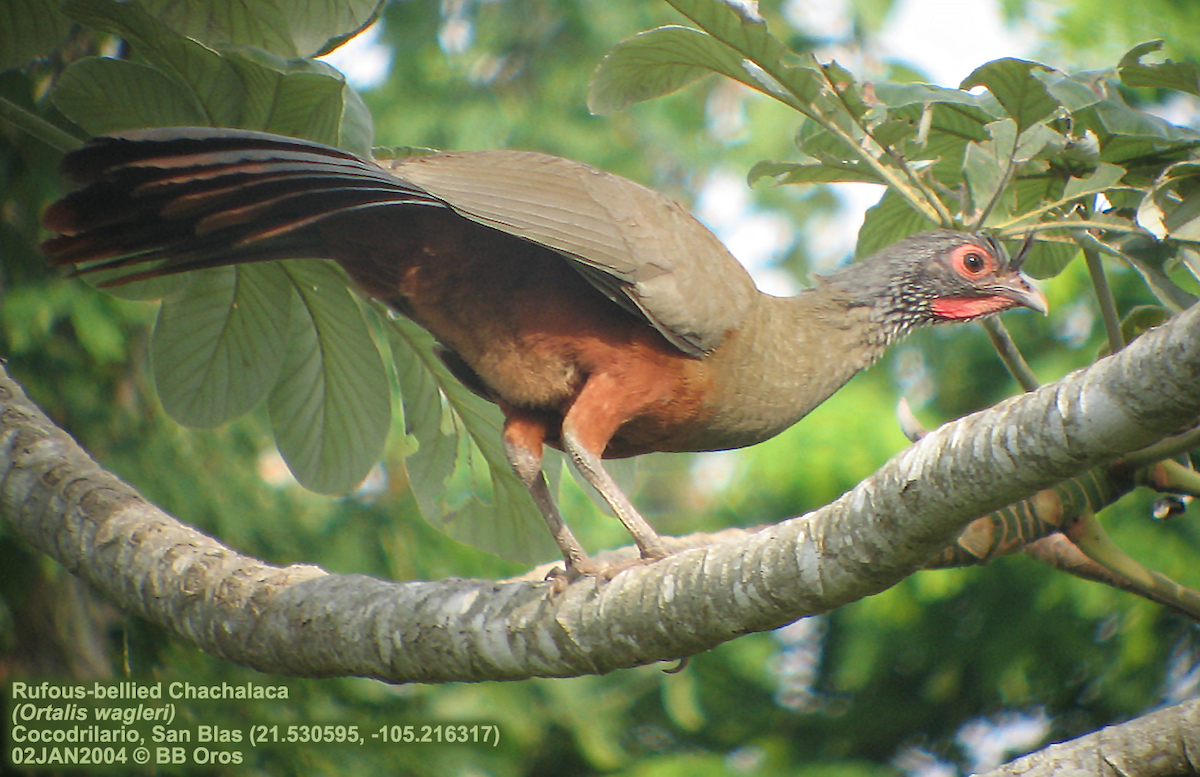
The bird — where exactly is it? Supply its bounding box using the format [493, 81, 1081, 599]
[41, 127, 1048, 581]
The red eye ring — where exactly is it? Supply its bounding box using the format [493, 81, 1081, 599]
[951, 244, 994, 278]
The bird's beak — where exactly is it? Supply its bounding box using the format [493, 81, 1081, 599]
[992, 271, 1049, 315]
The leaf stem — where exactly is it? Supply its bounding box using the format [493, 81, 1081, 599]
[982, 318, 1040, 391]
[1082, 242, 1125, 352]
[1118, 425, 1200, 472]
[811, 65, 955, 226]
[0, 95, 83, 152]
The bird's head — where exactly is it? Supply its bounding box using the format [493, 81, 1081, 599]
[825, 230, 1048, 342]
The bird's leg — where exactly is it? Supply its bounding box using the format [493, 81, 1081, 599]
[561, 429, 670, 560]
[502, 412, 597, 580]
[561, 375, 672, 561]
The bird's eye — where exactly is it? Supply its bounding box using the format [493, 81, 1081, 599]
[951, 245, 994, 278]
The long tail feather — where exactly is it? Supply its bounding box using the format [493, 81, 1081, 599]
[42, 128, 446, 285]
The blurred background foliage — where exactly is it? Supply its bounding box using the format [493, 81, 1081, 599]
[1, 0, 1199, 774]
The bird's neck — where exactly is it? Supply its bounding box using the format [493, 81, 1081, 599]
[811, 260, 927, 352]
[763, 281, 903, 386]
[687, 284, 910, 451]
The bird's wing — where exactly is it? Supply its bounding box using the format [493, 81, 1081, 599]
[388, 149, 757, 356]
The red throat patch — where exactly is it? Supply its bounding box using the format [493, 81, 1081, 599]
[930, 296, 1014, 320]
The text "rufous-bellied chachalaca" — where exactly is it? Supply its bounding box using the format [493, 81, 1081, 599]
[41, 128, 1048, 581]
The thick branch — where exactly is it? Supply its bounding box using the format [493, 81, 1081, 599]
[980, 697, 1200, 777]
[1, 304, 1198, 683]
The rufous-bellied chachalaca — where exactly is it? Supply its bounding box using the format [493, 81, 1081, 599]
[41, 127, 1048, 580]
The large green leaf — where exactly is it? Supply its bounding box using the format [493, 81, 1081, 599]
[226, 53, 352, 147]
[588, 25, 744, 115]
[0, 0, 72, 71]
[268, 261, 391, 495]
[961, 58, 1060, 133]
[871, 82, 993, 111]
[880, 98, 994, 184]
[65, 0, 245, 127]
[51, 57, 209, 133]
[387, 317, 559, 564]
[1062, 161, 1127, 201]
[1020, 240, 1078, 280]
[1137, 162, 1200, 242]
[1036, 70, 1102, 113]
[139, 0, 383, 59]
[993, 162, 1128, 234]
[963, 119, 1017, 223]
[151, 264, 293, 428]
[57, 0, 372, 153]
[663, 0, 824, 106]
[747, 158, 885, 186]
[856, 189, 938, 260]
[1118, 40, 1200, 97]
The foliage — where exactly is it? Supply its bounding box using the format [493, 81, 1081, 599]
[1, 0, 1199, 775]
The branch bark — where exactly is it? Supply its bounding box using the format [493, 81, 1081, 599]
[1, 303, 1198, 683]
[980, 697, 1200, 777]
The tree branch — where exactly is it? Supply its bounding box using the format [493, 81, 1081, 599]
[980, 697, 1200, 777]
[1, 304, 1198, 683]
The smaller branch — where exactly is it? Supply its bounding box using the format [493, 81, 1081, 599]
[981, 318, 1040, 392]
[1024, 533, 1200, 622]
[1117, 425, 1200, 472]
[994, 219, 1145, 238]
[982, 697, 1200, 777]
[970, 153, 1017, 233]
[1136, 458, 1200, 497]
[817, 70, 955, 227]
[1064, 511, 1200, 621]
[1082, 242, 1125, 352]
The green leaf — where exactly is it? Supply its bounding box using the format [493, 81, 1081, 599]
[588, 26, 740, 114]
[387, 316, 559, 564]
[268, 260, 391, 495]
[871, 82, 994, 112]
[1138, 162, 1200, 242]
[1118, 40, 1200, 97]
[1010, 171, 1065, 228]
[963, 119, 1017, 222]
[337, 77, 375, 158]
[1013, 123, 1065, 164]
[0, 0, 72, 71]
[79, 268, 192, 302]
[1020, 240, 1078, 279]
[64, 0, 246, 127]
[137, 0, 384, 59]
[664, 0, 786, 72]
[961, 58, 1060, 132]
[663, 0, 824, 106]
[51, 57, 209, 134]
[69, 295, 129, 364]
[871, 117, 917, 148]
[1119, 304, 1171, 345]
[894, 100, 996, 184]
[59, 0, 371, 153]
[996, 163, 1128, 232]
[855, 189, 938, 260]
[747, 159, 884, 186]
[1062, 162, 1126, 201]
[1118, 40, 1166, 69]
[1090, 92, 1200, 143]
[226, 52, 351, 146]
[151, 264, 293, 428]
[1118, 236, 1199, 312]
[1035, 70, 1102, 113]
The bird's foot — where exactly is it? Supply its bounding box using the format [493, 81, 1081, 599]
[544, 546, 674, 596]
